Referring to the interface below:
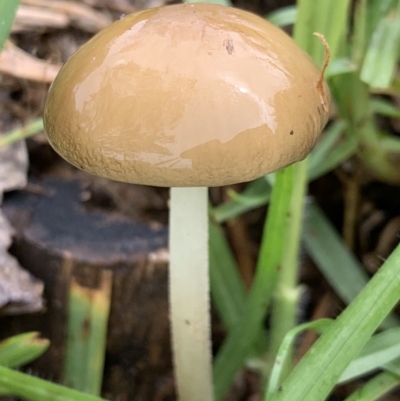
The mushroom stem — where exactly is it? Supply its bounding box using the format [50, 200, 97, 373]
[169, 186, 213, 401]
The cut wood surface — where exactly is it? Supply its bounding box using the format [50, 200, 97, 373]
[2, 177, 172, 401]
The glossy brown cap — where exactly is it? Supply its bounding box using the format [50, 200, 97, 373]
[44, 3, 330, 187]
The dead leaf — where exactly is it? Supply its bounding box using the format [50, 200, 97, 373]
[0, 209, 14, 249]
[0, 209, 44, 315]
[0, 247, 44, 315]
[0, 135, 44, 315]
[0, 137, 28, 195]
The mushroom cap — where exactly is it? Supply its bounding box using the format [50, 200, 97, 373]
[44, 3, 330, 187]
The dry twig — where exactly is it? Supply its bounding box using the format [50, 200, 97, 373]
[0, 40, 61, 83]
[20, 0, 112, 33]
[13, 5, 69, 32]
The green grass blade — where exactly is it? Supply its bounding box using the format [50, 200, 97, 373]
[266, 6, 297, 26]
[326, 58, 357, 77]
[385, 360, 400, 376]
[226, 187, 269, 208]
[0, 332, 49, 369]
[209, 220, 247, 331]
[0, 365, 109, 401]
[0, 118, 44, 147]
[210, 220, 268, 354]
[371, 98, 400, 118]
[265, 319, 333, 400]
[294, 0, 351, 63]
[0, 118, 43, 148]
[361, 2, 400, 88]
[269, 242, 400, 401]
[0, 0, 20, 51]
[339, 328, 400, 383]
[213, 166, 294, 401]
[308, 135, 357, 180]
[302, 201, 399, 328]
[366, 0, 396, 36]
[211, 178, 271, 223]
[308, 120, 346, 173]
[64, 272, 112, 396]
[267, 158, 309, 373]
[351, 0, 368, 65]
[302, 201, 368, 302]
[344, 371, 400, 401]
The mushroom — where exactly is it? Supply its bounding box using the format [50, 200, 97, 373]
[43, 3, 330, 401]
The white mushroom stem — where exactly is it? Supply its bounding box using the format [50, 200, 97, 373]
[169, 186, 213, 401]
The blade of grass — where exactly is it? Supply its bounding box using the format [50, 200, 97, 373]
[209, 220, 247, 331]
[0, 118, 44, 147]
[385, 362, 400, 377]
[303, 201, 368, 302]
[365, 0, 397, 36]
[0, 365, 109, 401]
[371, 98, 400, 118]
[302, 201, 399, 328]
[0, 332, 49, 369]
[0, 0, 20, 51]
[294, 0, 350, 64]
[64, 271, 112, 396]
[209, 220, 268, 353]
[344, 371, 400, 401]
[308, 121, 347, 171]
[326, 58, 357, 77]
[361, 1, 400, 88]
[226, 187, 269, 208]
[265, 319, 333, 400]
[307, 119, 358, 181]
[266, 6, 297, 26]
[213, 166, 294, 401]
[266, 159, 307, 373]
[339, 328, 400, 384]
[211, 177, 271, 223]
[351, 0, 368, 65]
[269, 241, 400, 401]
[308, 134, 358, 181]
[266, 312, 400, 399]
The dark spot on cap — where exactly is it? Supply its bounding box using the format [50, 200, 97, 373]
[185, 319, 191, 325]
[289, 130, 294, 135]
[223, 39, 234, 55]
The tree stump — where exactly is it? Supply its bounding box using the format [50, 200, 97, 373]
[2, 177, 172, 401]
